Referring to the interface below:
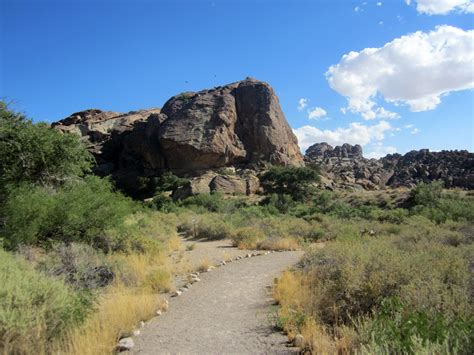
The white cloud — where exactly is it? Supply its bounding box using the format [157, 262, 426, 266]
[379, 21, 384, 25]
[293, 120, 393, 151]
[297, 98, 308, 111]
[407, 0, 474, 15]
[326, 25, 474, 119]
[355, 6, 360, 12]
[377, 2, 383, 5]
[365, 143, 397, 159]
[411, 127, 420, 134]
[404, 124, 414, 128]
[308, 107, 327, 120]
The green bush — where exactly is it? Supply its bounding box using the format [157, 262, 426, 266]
[361, 296, 473, 354]
[409, 181, 444, 208]
[178, 213, 234, 240]
[1, 176, 136, 251]
[180, 193, 247, 213]
[0, 249, 90, 354]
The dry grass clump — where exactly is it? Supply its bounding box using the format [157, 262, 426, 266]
[58, 284, 166, 355]
[230, 226, 265, 249]
[197, 257, 212, 272]
[258, 236, 300, 251]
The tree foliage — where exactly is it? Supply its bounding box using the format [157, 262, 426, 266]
[0, 101, 93, 192]
[260, 165, 320, 201]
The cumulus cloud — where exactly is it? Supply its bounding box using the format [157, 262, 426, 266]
[411, 127, 420, 134]
[308, 107, 327, 120]
[293, 120, 393, 152]
[297, 98, 308, 111]
[406, 0, 474, 15]
[377, 2, 383, 5]
[326, 25, 474, 119]
[365, 142, 398, 159]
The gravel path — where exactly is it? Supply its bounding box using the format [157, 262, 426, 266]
[133, 250, 304, 355]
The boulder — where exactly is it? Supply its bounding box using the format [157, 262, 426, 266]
[158, 77, 303, 172]
[116, 337, 134, 352]
[209, 175, 247, 195]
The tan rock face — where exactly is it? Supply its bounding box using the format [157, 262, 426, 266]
[209, 175, 247, 195]
[53, 78, 303, 185]
[158, 78, 303, 172]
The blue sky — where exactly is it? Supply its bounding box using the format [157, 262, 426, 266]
[1, 0, 473, 158]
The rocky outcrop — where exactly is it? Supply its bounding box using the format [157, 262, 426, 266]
[384, 149, 474, 188]
[54, 78, 303, 195]
[306, 143, 474, 190]
[306, 142, 363, 160]
[158, 77, 302, 172]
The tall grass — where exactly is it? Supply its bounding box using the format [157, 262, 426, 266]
[57, 284, 166, 355]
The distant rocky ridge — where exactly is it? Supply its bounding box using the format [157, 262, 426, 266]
[305, 143, 474, 190]
[53, 78, 303, 196]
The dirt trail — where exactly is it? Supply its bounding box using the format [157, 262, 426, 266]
[133, 244, 303, 354]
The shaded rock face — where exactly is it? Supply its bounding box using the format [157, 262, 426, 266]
[384, 150, 474, 189]
[54, 78, 302, 195]
[306, 142, 474, 190]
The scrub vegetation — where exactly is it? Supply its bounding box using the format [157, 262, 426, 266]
[1, 102, 472, 354]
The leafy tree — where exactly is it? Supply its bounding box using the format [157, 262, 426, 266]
[260, 165, 320, 201]
[0, 101, 93, 192]
[151, 172, 190, 193]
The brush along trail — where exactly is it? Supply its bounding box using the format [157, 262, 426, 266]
[132, 239, 303, 354]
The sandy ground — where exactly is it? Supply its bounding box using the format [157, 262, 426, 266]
[132, 239, 303, 354]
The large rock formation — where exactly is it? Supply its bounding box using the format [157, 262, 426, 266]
[306, 143, 474, 190]
[53, 78, 302, 195]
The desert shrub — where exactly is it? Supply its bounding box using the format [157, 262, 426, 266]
[359, 296, 473, 354]
[0, 249, 90, 354]
[37, 243, 115, 290]
[1, 176, 136, 251]
[180, 193, 250, 214]
[261, 193, 296, 213]
[178, 213, 234, 240]
[149, 194, 180, 213]
[407, 182, 474, 223]
[260, 166, 320, 201]
[377, 208, 409, 224]
[277, 226, 473, 353]
[409, 181, 444, 208]
[230, 226, 265, 249]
